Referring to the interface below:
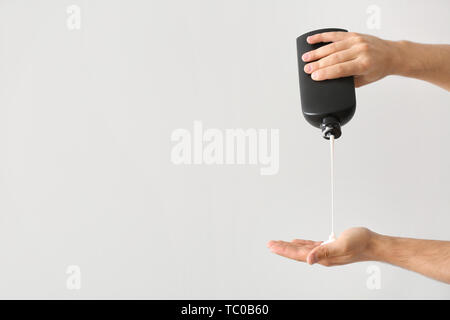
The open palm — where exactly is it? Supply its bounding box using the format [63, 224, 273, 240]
[267, 227, 374, 266]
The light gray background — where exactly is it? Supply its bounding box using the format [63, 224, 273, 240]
[0, 0, 449, 299]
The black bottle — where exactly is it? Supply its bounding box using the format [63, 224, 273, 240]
[296, 28, 356, 139]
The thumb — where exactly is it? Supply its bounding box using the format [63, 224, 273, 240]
[354, 76, 370, 88]
[306, 243, 337, 265]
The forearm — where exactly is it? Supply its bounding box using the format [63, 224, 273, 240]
[368, 232, 450, 284]
[390, 40, 450, 91]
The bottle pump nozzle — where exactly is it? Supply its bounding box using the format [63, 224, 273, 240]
[320, 117, 342, 140]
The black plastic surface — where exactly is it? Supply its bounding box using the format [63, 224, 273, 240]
[296, 28, 356, 132]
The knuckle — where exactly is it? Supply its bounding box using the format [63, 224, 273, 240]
[331, 52, 342, 64]
[322, 247, 330, 259]
[353, 35, 364, 43]
[358, 42, 370, 52]
[329, 42, 337, 51]
[360, 56, 372, 70]
[311, 59, 326, 70]
[332, 31, 342, 39]
[306, 49, 315, 59]
[335, 64, 344, 74]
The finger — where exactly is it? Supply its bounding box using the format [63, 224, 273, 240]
[267, 240, 284, 248]
[304, 48, 357, 74]
[311, 60, 360, 81]
[292, 239, 322, 246]
[306, 242, 339, 265]
[302, 39, 353, 62]
[354, 76, 370, 88]
[306, 31, 353, 45]
[268, 240, 314, 262]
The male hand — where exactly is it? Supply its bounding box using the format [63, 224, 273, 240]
[302, 32, 397, 88]
[267, 227, 374, 266]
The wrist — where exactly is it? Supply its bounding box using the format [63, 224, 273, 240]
[389, 40, 429, 78]
[365, 231, 387, 262]
[387, 40, 409, 76]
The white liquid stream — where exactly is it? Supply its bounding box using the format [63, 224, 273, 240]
[330, 134, 334, 236]
[322, 135, 336, 245]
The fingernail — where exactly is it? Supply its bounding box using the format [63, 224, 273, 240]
[306, 36, 311, 43]
[311, 71, 319, 80]
[304, 64, 311, 73]
[302, 53, 309, 61]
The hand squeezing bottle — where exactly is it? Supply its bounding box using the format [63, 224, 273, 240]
[296, 28, 356, 140]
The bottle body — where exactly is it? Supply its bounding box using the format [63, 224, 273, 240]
[296, 28, 356, 139]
